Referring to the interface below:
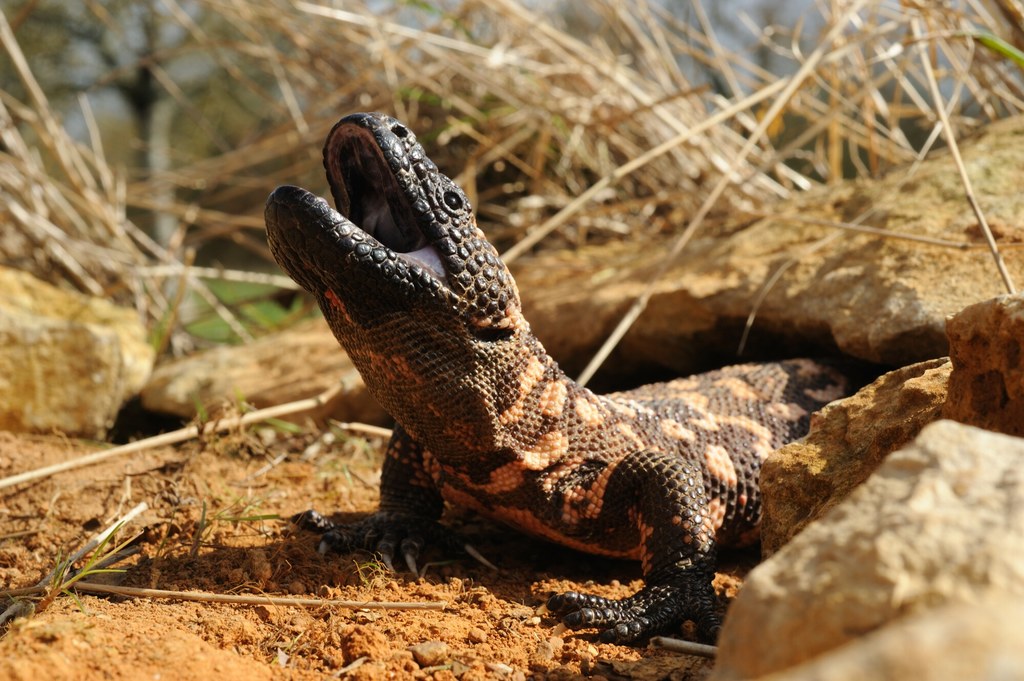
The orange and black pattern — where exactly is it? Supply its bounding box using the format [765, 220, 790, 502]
[266, 113, 852, 643]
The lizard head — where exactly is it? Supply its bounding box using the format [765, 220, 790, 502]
[266, 112, 522, 334]
[266, 113, 534, 441]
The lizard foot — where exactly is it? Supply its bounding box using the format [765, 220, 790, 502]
[290, 509, 489, 573]
[546, 574, 721, 644]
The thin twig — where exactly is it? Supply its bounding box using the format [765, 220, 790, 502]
[913, 18, 1016, 295]
[0, 383, 346, 491]
[0, 581, 447, 612]
[67, 582, 447, 610]
[500, 77, 790, 264]
[649, 636, 718, 659]
[136, 264, 299, 289]
[330, 421, 393, 439]
[748, 212, 974, 249]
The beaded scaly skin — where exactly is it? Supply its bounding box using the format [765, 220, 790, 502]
[265, 112, 851, 643]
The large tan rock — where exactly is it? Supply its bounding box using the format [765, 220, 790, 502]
[516, 116, 1024, 382]
[141, 319, 387, 425]
[759, 358, 949, 555]
[943, 293, 1024, 436]
[712, 420, 1024, 681]
[748, 595, 1024, 681]
[0, 268, 154, 437]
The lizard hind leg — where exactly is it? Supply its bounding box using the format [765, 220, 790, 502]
[547, 450, 724, 643]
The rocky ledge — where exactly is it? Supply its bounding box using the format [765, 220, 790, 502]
[712, 293, 1024, 680]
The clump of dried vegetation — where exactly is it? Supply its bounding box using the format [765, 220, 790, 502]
[0, 0, 1022, 351]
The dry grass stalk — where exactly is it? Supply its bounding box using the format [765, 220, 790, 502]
[0, 1, 1021, 354]
[649, 635, 718, 659]
[913, 16, 1017, 294]
[0, 380, 350, 491]
[0, 502, 147, 626]
[63, 583, 448, 610]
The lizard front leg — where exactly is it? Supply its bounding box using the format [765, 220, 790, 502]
[293, 425, 453, 572]
[547, 450, 724, 643]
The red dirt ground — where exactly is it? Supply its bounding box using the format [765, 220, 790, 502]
[0, 427, 750, 679]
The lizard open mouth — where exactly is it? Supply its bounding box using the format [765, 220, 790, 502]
[323, 117, 448, 282]
[268, 112, 517, 331]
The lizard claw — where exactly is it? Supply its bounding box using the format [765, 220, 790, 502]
[463, 542, 497, 570]
[546, 572, 721, 644]
[400, 535, 422, 575]
[376, 528, 402, 571]
[377, 546, 396, 571]
[403, 549, 419, 575]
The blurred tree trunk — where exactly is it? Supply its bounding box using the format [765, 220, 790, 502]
[112, 12, 180, 251]
[123, 59, 178, 250]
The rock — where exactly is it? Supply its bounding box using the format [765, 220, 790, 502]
[516, 116, 1024, 383]
[141, 319, 387, 425]
[529, 636, 563, 669]
[712, 420, 1024, 681]
[0, 267, 154, 437]
[747, 595, 1024, 681]
[407, 640, 448, 667]
[486, 662, 516, 676]
[943, 293, 1024, 436]
[759, 358, 950, 555]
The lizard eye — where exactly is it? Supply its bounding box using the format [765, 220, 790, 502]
[442, 190, 463, 212]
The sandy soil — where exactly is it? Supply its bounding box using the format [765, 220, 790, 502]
[0, 426, 752, 679]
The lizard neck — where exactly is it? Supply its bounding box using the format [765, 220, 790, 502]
[343, 311, 572, 462]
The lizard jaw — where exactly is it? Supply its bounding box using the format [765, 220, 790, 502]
[323, 116, 448, 283]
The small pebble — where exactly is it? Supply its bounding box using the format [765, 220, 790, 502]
[530, 636, 563, 663]
[468, 627, 487, 644]
[548, 636, 564, 654]
[486, 663, 515, 676]
[407, 640, 448, 667]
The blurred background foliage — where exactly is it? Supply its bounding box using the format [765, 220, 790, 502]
[1, 0, 1022, 352]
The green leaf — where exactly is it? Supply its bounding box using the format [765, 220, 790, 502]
[972, 32, 1024, 69]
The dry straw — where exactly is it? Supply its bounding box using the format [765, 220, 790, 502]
[1, 0, 1022, 361]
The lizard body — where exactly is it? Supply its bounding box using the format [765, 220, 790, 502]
[265, 112, 851, 642]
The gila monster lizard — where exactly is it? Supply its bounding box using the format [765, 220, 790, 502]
[265, 112, 851, 643]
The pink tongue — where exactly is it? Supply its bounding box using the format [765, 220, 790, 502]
[402, 245, 445, 279]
